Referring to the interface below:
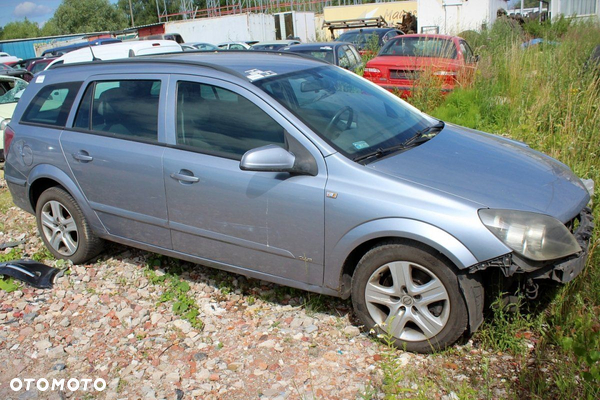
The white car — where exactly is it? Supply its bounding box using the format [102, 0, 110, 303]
[0, 76, 28, 160]
[45, 40, 183, 69]
[0, 52, 21, 65]
[217, 41, 252, 50]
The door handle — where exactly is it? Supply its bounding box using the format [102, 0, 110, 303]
[170, 171, 199, 183]
[72, 151, 93, 162]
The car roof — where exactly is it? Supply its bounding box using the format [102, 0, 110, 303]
[254, 40, 298, 45]
[286, 42, 351, 50]
[394, 34, 460, 40]
[52, 51, 328, 82]
[340, 28, 398, 34]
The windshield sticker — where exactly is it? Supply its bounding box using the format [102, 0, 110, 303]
[352, 141, 369, 150]
[35, 75, 45, 83]
[245, 69, 277, 81]
[320, 46, 333, 50]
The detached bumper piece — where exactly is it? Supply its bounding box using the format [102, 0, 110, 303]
[0, 259, 61, 289]
[530, 207, 595, 283]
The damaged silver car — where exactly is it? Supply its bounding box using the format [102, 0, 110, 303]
[3, 52, 594, 352]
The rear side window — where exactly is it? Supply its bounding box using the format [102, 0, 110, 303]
[22, 82, 82, 127]
[73, 79, 161, 141]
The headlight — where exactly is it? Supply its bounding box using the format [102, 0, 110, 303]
[0, 118, 10, 131]
[478, 209, 581, 261]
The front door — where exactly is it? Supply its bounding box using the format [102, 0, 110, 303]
[163, 77, 327, 285]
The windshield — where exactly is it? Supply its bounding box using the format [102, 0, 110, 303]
[0, 79, 28, 104]
[253, 66, 429, 159]
[380, 37, 457, 59]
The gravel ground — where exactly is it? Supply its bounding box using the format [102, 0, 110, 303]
[0, 175, 523, 400]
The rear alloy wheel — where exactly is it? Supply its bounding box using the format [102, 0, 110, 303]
[36, 187, 103, 264]
[352, 242, 469, 353]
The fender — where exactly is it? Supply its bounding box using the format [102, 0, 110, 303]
[323, 218, 480, 291]
[26, 164, 107, 235]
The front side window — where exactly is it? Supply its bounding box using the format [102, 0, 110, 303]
[380, 37, 458, 59]
[22, 81, 82, 127]
[73, 79, 160, 141]
[176, 81, 285, 159]
[254, 66, 429, 159]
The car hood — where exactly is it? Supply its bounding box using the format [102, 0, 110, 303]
[368, 124, 589, 222]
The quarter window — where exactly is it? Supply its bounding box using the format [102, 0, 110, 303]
[73, 80, 161, 141]
[176, 81, 285, 159]
[22, 82, 82, 127]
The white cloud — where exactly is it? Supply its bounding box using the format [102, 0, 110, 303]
[13, 2, 53, 18]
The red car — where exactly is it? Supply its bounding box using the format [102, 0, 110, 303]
[363, 34, 477, 96]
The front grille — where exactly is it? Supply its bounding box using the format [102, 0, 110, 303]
[390, 69, 420, 80]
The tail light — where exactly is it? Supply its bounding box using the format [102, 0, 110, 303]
[433, 70, 458, 85]
[4, 124, 15, 159]
[363, 67, 382, 80]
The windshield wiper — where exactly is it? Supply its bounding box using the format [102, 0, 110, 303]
[401, 120, 445, 148]
[353, 120, 445, 164]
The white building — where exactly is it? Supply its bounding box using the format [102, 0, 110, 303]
[550, 0, 599, 19]
[164, 11, 315, 44]
[417, 0, 510, 35]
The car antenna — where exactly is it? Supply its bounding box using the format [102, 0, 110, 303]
[89, 46, 100, 61]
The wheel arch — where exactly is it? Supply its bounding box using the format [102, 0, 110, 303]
[324, 218, 479, 298]
[27, 164, 106, 235]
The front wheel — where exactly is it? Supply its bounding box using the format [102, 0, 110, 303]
[352, 242, 471, 353]
[35, 187, 103, 264]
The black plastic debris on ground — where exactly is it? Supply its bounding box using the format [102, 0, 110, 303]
[0, 259, 60, 289]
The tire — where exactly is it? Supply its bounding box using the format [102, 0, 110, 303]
[35, 187, 103, 264]
[351, 242, 470, 353]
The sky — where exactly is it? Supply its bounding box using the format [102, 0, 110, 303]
[0, 0, 119, 29]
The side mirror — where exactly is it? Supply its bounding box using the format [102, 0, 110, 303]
[240, 144, 296, 173]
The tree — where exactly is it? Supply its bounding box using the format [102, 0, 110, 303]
[116, 0, 206, 27]
[117, 0, 161, 27]
[45, 0, 129, 35]
[0, 19, 42, 40]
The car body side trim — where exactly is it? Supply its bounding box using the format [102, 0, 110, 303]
[96, 231, 336, 296]
[89, 201, 169, 229]
[169, 221, 297, 260]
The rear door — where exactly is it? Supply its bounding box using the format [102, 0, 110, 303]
[60, 75, 171, 248]
[163, 76, 327, 285]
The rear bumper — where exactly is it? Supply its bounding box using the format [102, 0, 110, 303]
[530, 207, 594, 283]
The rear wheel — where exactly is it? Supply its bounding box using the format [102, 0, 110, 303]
[35, 187, 103, 264]
[352, 242, 471, 353]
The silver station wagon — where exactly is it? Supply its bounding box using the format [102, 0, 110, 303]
[4, 53, 593, 352]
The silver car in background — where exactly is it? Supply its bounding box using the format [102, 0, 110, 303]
[4, 53, 593, 352]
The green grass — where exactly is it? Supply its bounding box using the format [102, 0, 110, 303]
[408, 17, 600, 399]
[144, 256, 204, 330]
